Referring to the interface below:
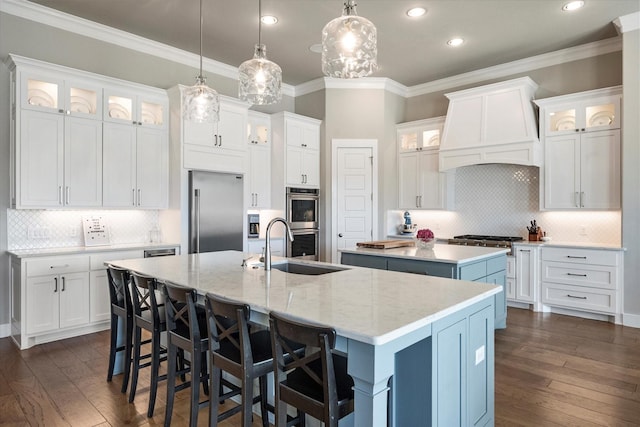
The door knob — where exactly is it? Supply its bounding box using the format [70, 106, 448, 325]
[338, 233, 343, 237]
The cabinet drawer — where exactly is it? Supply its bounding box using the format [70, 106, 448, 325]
[26, 256, 89, 277]
[388, 258, 455, 278]
[541, 247, 620, 266]
[541, 282, 616, 314]
[541, 261, 617, 290]
[459, 261, 486, 281]
[91, 250, 143, 270]
[486, 255, 506, 275]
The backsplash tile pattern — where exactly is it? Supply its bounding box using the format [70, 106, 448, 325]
[388, 164, 621, 245]
[7, 209, 159, 250]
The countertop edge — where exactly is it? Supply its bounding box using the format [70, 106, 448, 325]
[8, 242, 181, 258]
[339, 244, 509, 264]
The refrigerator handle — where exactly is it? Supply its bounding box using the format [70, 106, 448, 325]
[194, 188, 201, 253]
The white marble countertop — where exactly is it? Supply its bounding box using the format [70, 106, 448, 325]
[8, 242, 181, 258]
[108, 251, 500, 346]
[339, 243, 509, 264]
[512, 240, 625, 251]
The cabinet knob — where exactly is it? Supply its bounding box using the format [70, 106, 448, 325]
[339, 233, 343, 237]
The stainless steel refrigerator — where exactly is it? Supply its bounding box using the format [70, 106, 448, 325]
[188, 170, 244, 253]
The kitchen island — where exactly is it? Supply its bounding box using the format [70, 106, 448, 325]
[108, 250, 501, 427]
[340, 244, 509, 328]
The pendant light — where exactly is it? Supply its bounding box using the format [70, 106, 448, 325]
[238, 0, 282, 105]
[321, 0, 377, 79]
[183, 0, 220, 123]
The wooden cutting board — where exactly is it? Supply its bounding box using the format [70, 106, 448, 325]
[356, 239, 415, 249]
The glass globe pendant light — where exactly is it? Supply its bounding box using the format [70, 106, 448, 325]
[238, 0, 282, 105]
[183, 0, 220, 123]
[322, 0, 377, 78]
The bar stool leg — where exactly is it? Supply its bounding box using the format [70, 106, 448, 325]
[121, 318, 133, 394]
[128, 326, 142, 403]
[189, 350, 202, 427]
[107, 313, 118, 382]
[148, 331, 162, 417]
[258, 375, 269, 427]
[165, 343, 178, 427]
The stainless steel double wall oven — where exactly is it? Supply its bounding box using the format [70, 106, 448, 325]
[286, 187, 319, 260]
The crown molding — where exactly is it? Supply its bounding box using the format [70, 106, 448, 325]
[0, 0, 296, 97]
[406, 37, 622, 98]
[614, 12, 640, 33]
[294, 77, 408, 97]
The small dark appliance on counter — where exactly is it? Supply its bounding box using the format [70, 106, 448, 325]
[248, 214, 260, 238]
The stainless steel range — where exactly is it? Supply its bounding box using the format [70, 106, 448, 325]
[448, 235, 524, 255]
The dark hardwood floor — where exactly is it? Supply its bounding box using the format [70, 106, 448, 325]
[1, 307, 639, 426]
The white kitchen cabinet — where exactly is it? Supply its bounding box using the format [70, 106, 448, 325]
[247, 238, 284, 257]
[247, 111, 271, 208]
[535, 86, 621, 138]
[513, 245, 539, 304]
[8, 54, 168, 210]
[182, 96, 249, 173]
[543, 130, 620, 209]
[271, 112, 322, 208]
[540, 246, 622, 320]
[103, 122, 168, 208]
[23, 255, 90, 335]
[505, 256, 516, 300]
[397, 117, 454, 210]
[103, 86, 167, 129]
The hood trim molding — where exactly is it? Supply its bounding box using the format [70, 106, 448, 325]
[439, 77, 541, 171]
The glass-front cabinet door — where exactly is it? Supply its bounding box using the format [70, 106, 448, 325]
[103, 87, 166, 128]
[396, 116, 445, 153]
[20, 72, 102, 120]
[537, 88, 621, 137]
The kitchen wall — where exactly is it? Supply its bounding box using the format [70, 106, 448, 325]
[7, 209, 160, 250]
[386, 164, 621, 245]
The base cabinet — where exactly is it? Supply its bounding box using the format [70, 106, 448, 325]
[341, 251, 507, 329]
[10, 248, 154, 349]
[507, 245, 539, 308]
[393, 299, 494, 427]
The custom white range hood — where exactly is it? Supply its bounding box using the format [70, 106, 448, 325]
[439, 77, 542, 171]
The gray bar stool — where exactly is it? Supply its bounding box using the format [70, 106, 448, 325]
[106, 265, 133, 394]
[269, 311, 355, 427]
[128, 273, 168, 417]
[162, 282, 210, 427]
[204, 293, 274, 427]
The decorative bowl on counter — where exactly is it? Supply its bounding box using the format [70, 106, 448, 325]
[415, 228, 435, 249]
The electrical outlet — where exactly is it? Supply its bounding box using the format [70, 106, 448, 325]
[68, 226, 78, 237]
[28, 226, 50, 239]
[579, 225, 587, 236]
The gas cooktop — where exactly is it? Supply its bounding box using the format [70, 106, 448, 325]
[448, 235, 524, 250]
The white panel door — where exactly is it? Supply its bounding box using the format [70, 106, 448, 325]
[418, 150, 442, 209]
[580, 130, 620, 209]
[26, 275, 59, 334]
[137, 126, 168, 208]
[336, 147, 373, 253]
[103, 122, 136, 207]
[59, 272, 90, 329]
[398, 152, 418, 209]
[64, 116, 102, 206]
[544, 134, 579, 209]
[89, 270, 110, 323]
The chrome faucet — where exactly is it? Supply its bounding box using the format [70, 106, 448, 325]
[265, 217, 294, 271]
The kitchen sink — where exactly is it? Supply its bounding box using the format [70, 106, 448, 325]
[269, 262, 349, 275]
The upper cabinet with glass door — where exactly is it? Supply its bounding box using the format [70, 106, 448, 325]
[21, 70, 103, 120]
[247, 110, 271, 146]
[397, 116, 445, 153]
[103, 86, 167, 129]
[535, 86, 621, 138]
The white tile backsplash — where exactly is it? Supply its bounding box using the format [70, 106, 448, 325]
[387, 164, 621, 245]
[7, 209, 160, 250]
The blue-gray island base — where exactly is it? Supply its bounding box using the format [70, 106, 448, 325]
[107, 251, 500, 426]
[340, 244, 509, 329]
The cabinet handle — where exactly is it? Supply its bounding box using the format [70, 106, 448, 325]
[255, 193, 258, 206]
[574, 192, 579, 207]
[214, 134, 218, 146]
[408, 270, 428, 275]
[567, 294, 587, 299]
[137, 189, 141, 206]
[567, 255, 587, 259]
[218, 135, 222, 147]
[132, 188, 136, 206]
[575, 129, 580, 132]
[580, 191, 585, 208]
[132, 120, 137, 125]
[339, 233, 343, 237]
[65, 186, 70, 205]
[304, 174, 308, 184]
[581, 128, 585, 132]
[138, 121, 143, 126]
[58, 186, 63, 205]
[567, 273, 587, 277]
[54, 277, 58, 292]
[49, 264, 70, 269]
[519, 249, 531, 252]
[61, 276, 65, 292]
[302, 143, 307, 148]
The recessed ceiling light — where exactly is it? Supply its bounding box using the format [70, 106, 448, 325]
[407, 7, 426, 17]
[447, 38, 464, 47]
[562, 1, 585, 11]
[261, 15, 278, 25]
[309, 43, 322, 53]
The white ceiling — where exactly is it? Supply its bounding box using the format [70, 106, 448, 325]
[26, 0, 640, 87]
